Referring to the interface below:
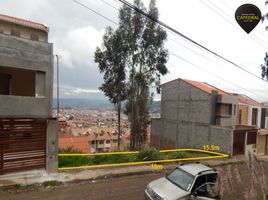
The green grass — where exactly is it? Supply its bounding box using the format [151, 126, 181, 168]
[42, 180, 62, 187]
[58, 147, 217, 168]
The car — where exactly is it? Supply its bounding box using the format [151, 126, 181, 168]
[145, 162, 220, 200]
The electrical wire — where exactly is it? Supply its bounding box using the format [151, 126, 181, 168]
[169, 51, 268, 100]
[72, 0, 268, 100]
[98, 0, 268, 90]
[72, 0, 118, 25]
[116, 0, 268, 82]
[199, 0, 268, 49]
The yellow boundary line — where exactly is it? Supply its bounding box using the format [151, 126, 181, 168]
[58, 148, 229, 171]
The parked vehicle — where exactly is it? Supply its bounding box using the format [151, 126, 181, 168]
[145, 163, 219, 200]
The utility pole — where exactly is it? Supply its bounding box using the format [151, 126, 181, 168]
[55, 55, 60, 118]
[117, 94, 121, 150]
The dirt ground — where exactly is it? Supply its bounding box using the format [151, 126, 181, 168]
[0, 159, 267, 200]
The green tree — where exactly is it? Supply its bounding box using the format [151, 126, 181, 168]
[95, 27, 127, 149]
[95, 0, 168, 150]
[261, 52, 268, 80]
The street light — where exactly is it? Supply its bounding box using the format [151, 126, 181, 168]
[55, 55, 60, 118]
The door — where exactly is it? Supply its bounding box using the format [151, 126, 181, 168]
[191, 183, 220, 200]
[0, 118, 46, 175]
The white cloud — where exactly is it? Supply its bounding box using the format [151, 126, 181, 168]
[55, 26, 104, 68]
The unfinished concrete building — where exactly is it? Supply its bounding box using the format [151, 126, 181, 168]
[151, 78, 263, 156]
[0, 14, 58, 174]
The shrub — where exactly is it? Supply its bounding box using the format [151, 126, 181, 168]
[166, 151, 188, 159]
[136, 147, 162, 161]
[42, 180, 62, 187]
[58, 147, 82, 154]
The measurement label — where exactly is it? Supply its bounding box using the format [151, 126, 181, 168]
[203, 145, 220, 151]
[151, 164, 163, 170]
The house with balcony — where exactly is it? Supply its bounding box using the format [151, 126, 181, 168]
[89, 128, 119, 152]
[151, 78, 265, 156]
[0, 14, 57, 174]
[234, 94, 267, 155]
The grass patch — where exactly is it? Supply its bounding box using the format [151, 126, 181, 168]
[58, 147, 219, 168]
[42, 180, 62, 187]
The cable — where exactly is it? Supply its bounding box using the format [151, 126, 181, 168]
[116, 0, 268, 82]
[72, 0, 267, 100]
[200, 0, 268, 49]
[98, 0, 268, 90]
[169, 51, 268, 100]
[72, 0, 119, 25]
[218, 0, 268, 40]
[99, 0, 120, 11]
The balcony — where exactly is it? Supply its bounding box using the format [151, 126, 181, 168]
[217, 94, 238, 104]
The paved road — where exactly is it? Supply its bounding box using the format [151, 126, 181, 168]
[0, 172, 164, 200]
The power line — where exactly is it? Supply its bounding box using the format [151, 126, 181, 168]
[169, 51, 268, 100]
[72, 0, 267, 100]
[200, 0, 268, 49]
[72, 0, 118, 25]
[218, 0, 268, 40]
[116, 0, 268, 82]
[99, 0, 120, 11]
[97, 0, 268, 90]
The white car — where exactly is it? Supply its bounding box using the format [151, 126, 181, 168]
[145, 163, 220, 200]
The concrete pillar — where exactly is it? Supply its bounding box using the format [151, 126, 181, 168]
[46, 118, 58, 173]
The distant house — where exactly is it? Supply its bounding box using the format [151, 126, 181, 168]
[0, 14, 57, 174]
[151, 78, 267, 156]
[59, 127, 130, 153]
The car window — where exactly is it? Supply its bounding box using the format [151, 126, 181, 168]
[207, 173, 217, 183]
[195, 183, 219, 199]
[192, 173, 218, 192]
[192, 175, 206, 192]
[166, 168, 194, 191]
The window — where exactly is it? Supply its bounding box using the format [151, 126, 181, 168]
[251, 108, 258, 126]
[0, 67, 35, 97]
[217, 104, 232, 116]
[233, 105, 236, 115]
[106, 140, 110, 144]
[99, 140, 104, 145]
[112, 140, 117, 144]
[35, 71, 45, 97]
[99, 130, 105, 136]
[192, 173, 217, 192]
[166, 168, 194, 191]
[0, 73, 11, 95]
[265, 117, 268, 129]
[30, 33, 39, 41]
[91, 141, 95, 145]
[239, 109, 242, 124]
[11, 29, 20, 37]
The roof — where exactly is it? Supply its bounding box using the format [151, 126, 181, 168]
[258, 129, 268, 135]
[179, 163, 214, 176]
[235, 94, 264, 107]
[59, 136, 91, 153]
[184, 79, 228, 95]
[0, 13, 48, 32]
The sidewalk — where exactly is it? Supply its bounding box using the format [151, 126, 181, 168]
[0, 155, 251, 188]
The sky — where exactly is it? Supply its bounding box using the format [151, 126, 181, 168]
[1, 0, 268, 102]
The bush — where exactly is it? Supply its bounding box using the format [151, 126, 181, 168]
[42, 181, 62, 187]
[166, 151, 188, 159]
[58, 147, 82, 154]
[136, 147, 162, 161]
